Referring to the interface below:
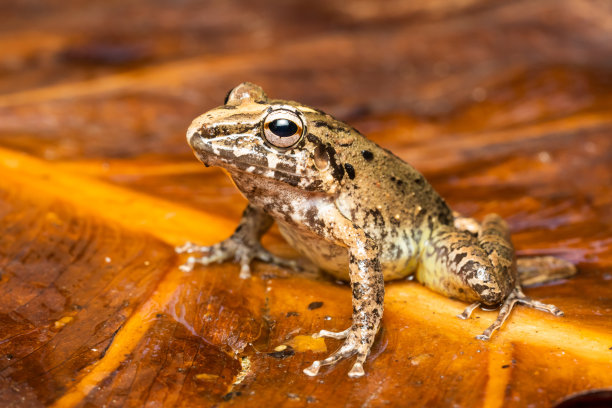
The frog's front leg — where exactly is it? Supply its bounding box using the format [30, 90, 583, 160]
[176, 204, 298, 278]
[304, 235, 383, 378]
[419, 214, 564, 340]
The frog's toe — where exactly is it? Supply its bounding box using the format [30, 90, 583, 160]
[475, 286, 564, 340]
[303, 360, 322, 376]
[178, 250, 233, 273]
[303, 345, 357, 377]
[175, 241, 211, 254]
[313, 328, 350, 340]
[303, 330, 370, 377]
[516, 292, 564, 317]
[239, 263, 252, 279]
[475, 291, 519, 340]
[177, 240, 239, 272]
[348, 361, 365, 378]
[178, 256, 196, 272]
[178, 255, 221, 272]
[457, 302, 481, 320]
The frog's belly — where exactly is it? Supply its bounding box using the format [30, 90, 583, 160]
[276, 222, 416, 281]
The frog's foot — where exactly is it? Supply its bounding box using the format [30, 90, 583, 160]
[303, 329, 369, 378]
[517, 256, 577, 287]
[461, 286, 564, 341]
[176, 239, 299, 279]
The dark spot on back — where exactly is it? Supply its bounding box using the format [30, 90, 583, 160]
[294, 138, 306, 149]
[326, 144, 344, 181]
[314, 120, 332, 128]
[362, 150, 374, 161]
[307, 133, 321, 144]
[313, 120, 348, 134]
[344, 163, 356, 179]
[307, 301, 324, 310]
[390, 176, 403, 188]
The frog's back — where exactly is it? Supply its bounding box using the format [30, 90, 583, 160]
[335, 134, 453, 235]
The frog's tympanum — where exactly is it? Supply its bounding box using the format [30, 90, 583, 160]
[177, 83, 576, 378]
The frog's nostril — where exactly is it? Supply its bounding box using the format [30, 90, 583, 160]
[198, 124, 213, 138]
[187, 124, 213, 143]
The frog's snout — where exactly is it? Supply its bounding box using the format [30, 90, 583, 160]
[186, 121, 213, 147]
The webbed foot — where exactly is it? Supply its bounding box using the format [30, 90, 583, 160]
[457, 286, 563, 340]
[176, 239, 299, 279]
[303, 328, 369, 378]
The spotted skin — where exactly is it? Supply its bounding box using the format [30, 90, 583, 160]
[178, 82, 576, 377]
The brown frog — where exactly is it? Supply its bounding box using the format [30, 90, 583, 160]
[177, 83, 576, 378]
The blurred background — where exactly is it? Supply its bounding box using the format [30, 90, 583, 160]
[1, 0, 611, 158]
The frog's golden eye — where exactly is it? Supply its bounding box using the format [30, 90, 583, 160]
[263, 110, 304, 148]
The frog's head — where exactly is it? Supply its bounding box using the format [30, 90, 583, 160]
[187, 82, 356, 195]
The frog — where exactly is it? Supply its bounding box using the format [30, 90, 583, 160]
[176, 82, 576, 378]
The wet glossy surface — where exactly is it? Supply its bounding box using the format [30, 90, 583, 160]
[0, 0, 611, 407]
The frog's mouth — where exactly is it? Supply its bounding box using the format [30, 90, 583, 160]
[189, 131, 320, 190]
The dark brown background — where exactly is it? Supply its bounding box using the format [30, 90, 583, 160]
[0, 1, 611, 407]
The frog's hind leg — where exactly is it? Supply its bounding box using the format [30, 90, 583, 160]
[453, 212, 577, 287]
[455, 214, 564, 339]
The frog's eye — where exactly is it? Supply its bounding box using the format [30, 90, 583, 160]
[263, 110, 304, 148]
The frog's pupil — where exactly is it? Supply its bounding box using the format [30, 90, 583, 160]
[269, 119, 298, 137]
